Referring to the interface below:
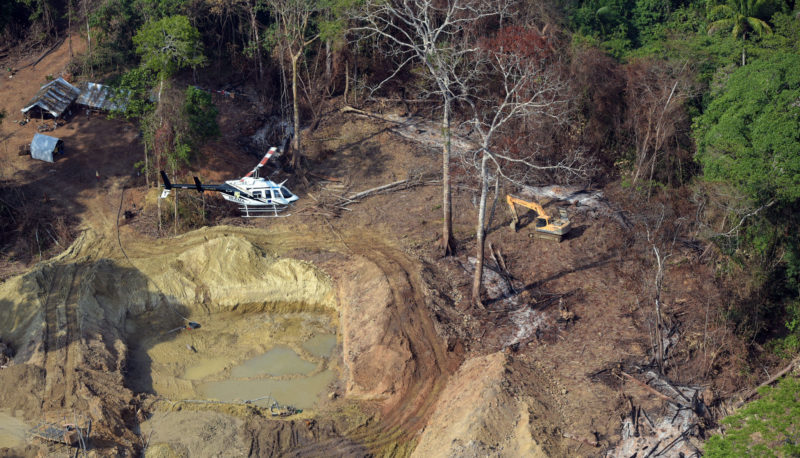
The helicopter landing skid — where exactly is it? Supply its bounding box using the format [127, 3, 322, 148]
[239, 204, 290, 218]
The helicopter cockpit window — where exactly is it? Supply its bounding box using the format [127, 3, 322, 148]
[280, 187, 293, 198]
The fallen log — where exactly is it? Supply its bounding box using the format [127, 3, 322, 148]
[340, 105, 370, 117]
[340, 106, 478, 153]
[350, 179, 409, 200]
[735, 356, 800, 408]
[621, 371, 682, 406]
[14, 39, 64, 71]
[489, 243, 516, 293]
[347, 179, 410, 201]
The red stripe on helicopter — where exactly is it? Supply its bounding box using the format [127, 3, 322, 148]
[243, 147, 278, 178]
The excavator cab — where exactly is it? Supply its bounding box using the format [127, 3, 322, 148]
[507, 194, 571, 242]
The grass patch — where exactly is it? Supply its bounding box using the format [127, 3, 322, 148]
[705, 375, 800, 457]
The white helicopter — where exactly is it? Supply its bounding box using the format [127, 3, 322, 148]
[159, 147, 299, 217]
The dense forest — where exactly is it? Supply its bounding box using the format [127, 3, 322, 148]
[2, 0, 799, 453]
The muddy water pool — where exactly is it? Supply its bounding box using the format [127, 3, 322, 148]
[203, 367, 337, 409]
[230, 346, 317, 377]
[126, 310, 339, 411]
[303, 333, 337, 358]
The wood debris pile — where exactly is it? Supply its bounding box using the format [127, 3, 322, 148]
[520, 185, 631, 229]
[606, 370, 710, 458]
[301, 172, 438, 217]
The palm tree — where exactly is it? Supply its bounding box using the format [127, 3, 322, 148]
[706, 0, 778, 64]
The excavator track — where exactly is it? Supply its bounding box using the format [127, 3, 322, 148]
[530, 231, 564, 242]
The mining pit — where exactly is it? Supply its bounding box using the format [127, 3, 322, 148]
[0, 225, 462, 456]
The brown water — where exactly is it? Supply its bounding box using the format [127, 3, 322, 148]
[129, 308, 339, 410]
[202, 369, 336, 409]
[0, 411, 27, 449]
[201, 345, 335, 409]
[183, 356, 230, 381]
[302, 333, 337, 358]
[231, 346, 317, 378]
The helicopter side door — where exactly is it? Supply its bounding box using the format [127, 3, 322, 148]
[252, 190, 269, 203]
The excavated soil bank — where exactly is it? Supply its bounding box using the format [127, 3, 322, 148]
[0, 225, 455, 455]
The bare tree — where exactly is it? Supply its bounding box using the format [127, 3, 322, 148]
[244, 0, 265, 80]
[624, 60, 694, 194]
[353, 0, 507, 255]
[461, 26, 584, 307]
[266, 0, 322, 171]
[643, 206, 682, 373]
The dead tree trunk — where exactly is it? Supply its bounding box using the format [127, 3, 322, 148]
[291, 52, 302, 171]
[68, 0, 73, 59]
[249, 2, 263, 79]
[157, 193, 162, 232]
[487, 175, 499, 232]
[173, 188, 178, 235]
[344, 61, 349, 105]
[325, 40, 332, 85]
[472, 152, 489, 307]
[440, 96, 455, 255]
[85, 3, 92, 77]
[653, 245, 666, 372]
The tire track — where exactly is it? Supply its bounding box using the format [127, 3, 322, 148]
[283, 235, 455, 456]
[40, 263, 80, 410]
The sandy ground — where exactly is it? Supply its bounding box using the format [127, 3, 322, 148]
[141, 411, 248, 457]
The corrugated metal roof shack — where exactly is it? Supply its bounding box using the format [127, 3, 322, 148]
[30, 133, 63, 163]
[21, 78, 81, 118]
[75, 82, 129, 112]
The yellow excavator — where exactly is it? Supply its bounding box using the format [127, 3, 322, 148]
[506, 194, 571, 242]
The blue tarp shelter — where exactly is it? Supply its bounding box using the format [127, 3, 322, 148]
[30, 133, 63, 163]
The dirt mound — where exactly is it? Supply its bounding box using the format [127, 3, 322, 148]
[0, 229, 339, 451]
[335, 255, 412, 401]
[413, 352, 565, 458]
[139, 234, 335, 313]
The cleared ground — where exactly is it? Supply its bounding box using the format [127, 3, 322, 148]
[1, 40, 741, 457]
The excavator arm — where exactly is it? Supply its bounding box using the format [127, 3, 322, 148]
[507, 195, 549, 232]
[506, 194, 572, 241]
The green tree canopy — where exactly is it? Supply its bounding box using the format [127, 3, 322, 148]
[184, 86, 219, 145]
[694, 52, 800, 206]
[133, 15, 206, 79]
[706, 0, 782, 39]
